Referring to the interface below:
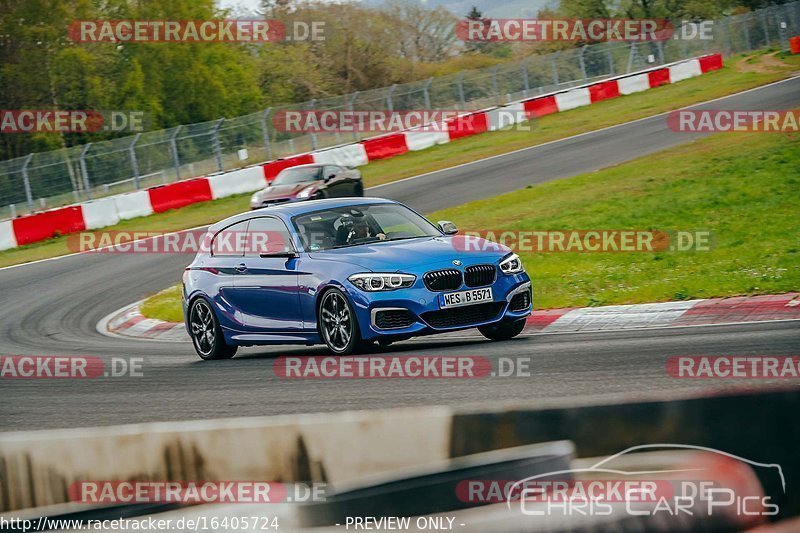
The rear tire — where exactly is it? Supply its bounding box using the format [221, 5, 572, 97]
[354, 182, 364, 196]
[188, 298, 237, 360]
[478, 318, 526, 341]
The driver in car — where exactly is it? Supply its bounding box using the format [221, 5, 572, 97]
[350, 219, 386, 242]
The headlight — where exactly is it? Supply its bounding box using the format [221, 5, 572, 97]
[348, 273, 416, 291]
[499, 253, 525, 274]
[250, 192, 261, 203]
[296, 186, 316, 199]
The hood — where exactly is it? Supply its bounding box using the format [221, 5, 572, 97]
[309, 235, 512, 272]
[256, 182, 319, 200]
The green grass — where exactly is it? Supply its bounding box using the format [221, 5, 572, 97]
[2, 50, 798, 269]
[431, 132, 800, 309]
[141, 130, 799, 321]
[139, 284, 184, 323]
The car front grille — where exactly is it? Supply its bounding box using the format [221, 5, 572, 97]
[374, 309, 415, 329]
[510, 290, 531, 312]
[464, 264, 496, 287]
[423, 269, 462, 291]
[421, 302, 505, 329]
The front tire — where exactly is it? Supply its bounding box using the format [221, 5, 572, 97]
[478, 318, 526, 341]
[188, 298, 237, 360]
[318, 288, 365, 355]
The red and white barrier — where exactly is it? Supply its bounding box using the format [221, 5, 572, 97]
[362, 133, 409, 161]
[12, 206, 85, 246]
[0, 220, 17, 251]
[555, 87, 592, 111]
[403, 128, 450, 151]
[312, 143, 369, 167]
[114, 191, 154, 221]
[648, 68, 671, 88]
[148, 178, 213, 214]
[208, 165, 268, 199]
[81, 197, 121, 230]
[618, 73, 650, 95]
[487, 102, 525, 131]
[524, 95, 558, 118]
[261, 154, 314, 182]
[669, 58, 702, 83]
[0, 54, 723, 252]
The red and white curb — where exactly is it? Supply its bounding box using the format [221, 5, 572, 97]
[526, 293, 800, 333]
[97, 300, 187, 342]
[99, 292, 800, 343]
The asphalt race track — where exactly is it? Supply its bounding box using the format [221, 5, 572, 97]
[1, 78, 799, 431]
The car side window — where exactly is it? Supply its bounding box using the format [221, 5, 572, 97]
[245, 217, 295, 257]
[323, 165, 340, 179]
[211, 220, 249, 257]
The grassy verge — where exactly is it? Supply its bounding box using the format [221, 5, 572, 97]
[2, 50, 798, 269]
[139, 285, 184, 323]
[432, 131, 799, 309]
[141, 129, 798, 321]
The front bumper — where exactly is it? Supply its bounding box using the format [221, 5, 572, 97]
[344, 272, 532, 341]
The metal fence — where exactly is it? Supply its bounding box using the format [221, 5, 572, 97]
[1, 1, 798, 220]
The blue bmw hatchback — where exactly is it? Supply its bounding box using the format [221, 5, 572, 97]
[183, 197, 532, 359]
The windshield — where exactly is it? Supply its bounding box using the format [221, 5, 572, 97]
[293, 203, 442, 251]
[273, 166, 321, 185]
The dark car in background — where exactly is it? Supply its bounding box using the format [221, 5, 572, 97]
[250, 163, 363, 209]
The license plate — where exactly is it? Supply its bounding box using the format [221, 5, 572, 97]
[441, 288, 493, 308]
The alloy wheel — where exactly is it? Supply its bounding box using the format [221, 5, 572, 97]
[320, 290, 353, 352]
[190, 299, 216, 357]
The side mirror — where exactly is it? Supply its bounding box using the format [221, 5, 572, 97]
[437, 221, 458, 235]
[325, 174, 336, 182]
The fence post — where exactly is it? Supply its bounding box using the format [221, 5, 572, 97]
[306, 100, 318, 151]
[212, 118, 224, 172]
[578, 46, 588, 81]
[550, 52, 560, 87]
[521, 57, 530, 98]
[776, 11, 788, 51]
[721, 17, 732, 56]
[170, 126, 182, 181]
[457, 73, 466, 109]
[491, 65, 499, 104]
[760, 11, 770, 46]
[348, 92, 360, 141]
[129, 133, 141, 190]
[386, 84, 397, 113]
[79, 143, 92, 200]
[261, 108, 273, 161]
[21, 153, 34, 211]
[607, 45, 615, 75]
[656, 40, 665, 64]
[422, 78, 433, 109]
[743, 13, 752, 51]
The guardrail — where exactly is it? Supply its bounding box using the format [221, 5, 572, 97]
[0, 54, 723, 252]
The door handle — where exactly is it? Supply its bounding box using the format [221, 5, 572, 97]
[235, 263, 247, 273]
